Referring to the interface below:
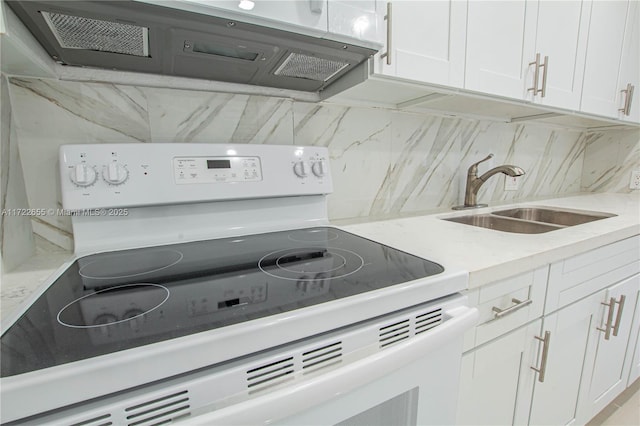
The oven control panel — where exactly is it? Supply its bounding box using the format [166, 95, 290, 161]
[173, 156, 262, 184]
[59, 144, 332, 210]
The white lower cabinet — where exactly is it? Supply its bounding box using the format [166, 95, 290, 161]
[529, 293, 602, 425]
[457, 320, 540, 425]
[577, 274, 640, 423]
[626, 291, 640, 386]
[457, 236, 640, 426]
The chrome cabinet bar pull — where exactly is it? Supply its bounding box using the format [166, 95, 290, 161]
[380, 3, 392, 65]
[597, 297, 616, 340]
[531, 331, 551, 382]
[539, 55, 549, 98]
[612, 295, 626, 337]
[619, 83, 634, 116]
[492, 298, 533, 319]
[528, 53, 540, 94]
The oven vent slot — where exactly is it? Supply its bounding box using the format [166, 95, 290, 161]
[124, 390, 190, 426]
[302, 341, 342, 373]
[415, 308, 443, 334]
[247, 357, 295, 392]
[379, 318, 410, 347]
[70, 413, 113, 426]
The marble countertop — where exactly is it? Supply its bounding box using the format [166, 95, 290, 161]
[2, 193, 639, 321]
[340, 193, 640, 289]
[1, 236, 73, 320]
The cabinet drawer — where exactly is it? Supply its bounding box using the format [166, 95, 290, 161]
[546, 236, 640, 313]
[463, 267, 547, 351]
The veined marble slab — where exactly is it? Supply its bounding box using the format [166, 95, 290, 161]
[4, 77, 636, 256]
[582, 128, 640, 193]
[1, 75, 35, 270]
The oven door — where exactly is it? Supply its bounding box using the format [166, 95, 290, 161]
[185, 305, 478, 426]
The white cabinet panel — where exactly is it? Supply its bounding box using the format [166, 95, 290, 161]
[580, 0, 629, 117]
[546, 236, 640, 313]
[465, 0, 535, 99]
[531, 0, 590, 110]
[327, 1, 379, 44]
[578, 274, 640, 423]
[457, 320, 541, 426]
[617, 0, 639, 123]
[529, 293, 601, 426]
[152, 0, 329, 35]
[627, 292, 640, 386]
[375, 0, 466, 88]
[463, 267, 547, 351]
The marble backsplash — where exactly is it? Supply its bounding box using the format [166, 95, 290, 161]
[1, 76, 35, 271]
[581, 128, 640, 193]
[3, 76, 639, 259]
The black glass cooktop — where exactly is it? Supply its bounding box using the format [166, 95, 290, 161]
[1, 227, 443, 377]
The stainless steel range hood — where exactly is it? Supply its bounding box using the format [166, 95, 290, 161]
[5, 0, 378, 92]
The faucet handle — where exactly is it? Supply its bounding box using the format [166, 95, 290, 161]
[468, 153, 494, 175]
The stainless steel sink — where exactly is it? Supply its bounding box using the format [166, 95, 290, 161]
[442, 207, 616, 234]
[443, 214, 562, 234]
[491, 207, 615, 226]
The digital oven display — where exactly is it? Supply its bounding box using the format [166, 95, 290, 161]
[207, 159, 231, 169]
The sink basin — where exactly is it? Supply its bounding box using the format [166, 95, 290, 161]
[491, 207, 616, 226]
[443, 214, 562, 234]
[442, 207, 616, 234]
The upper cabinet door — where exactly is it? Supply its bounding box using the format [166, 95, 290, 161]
[465, 0, 536, 99]
[156, 0, 329, 35]
[327, 0, 380, 45]
[617, 1, 639, 123]
[530, 0, 590, 110]
[375, 0, 467, 88]
[580, 1, 629, 117]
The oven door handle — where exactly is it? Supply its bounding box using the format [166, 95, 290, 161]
[183, 305, 478, 425]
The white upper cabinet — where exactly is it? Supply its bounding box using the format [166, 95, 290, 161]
[139, 1, 329, 34]
[465, 0, 536, 99]
[617, 1, 639, 122]
[327, 0, 380, 46]
[374, 0, 467, 88]
[529, 0, 590, 110]
[580, 0, 629, 118]
[465, 0, 590, 110]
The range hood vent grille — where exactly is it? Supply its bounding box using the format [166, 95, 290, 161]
[41, 11, 149, 57]
[273, 52, 349, 82]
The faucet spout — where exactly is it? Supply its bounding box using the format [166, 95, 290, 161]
[453, 154, 526, 210]
[477, 165, 525, 182]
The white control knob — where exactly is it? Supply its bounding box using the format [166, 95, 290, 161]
[69, 164, 97, 187]
[103, 163, 129, 185]
[311, 160, 326, 177]
[293, 161, 308, 178]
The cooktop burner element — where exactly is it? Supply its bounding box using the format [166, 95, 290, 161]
[57, 284, 171, 329]
[1, 227, 443, 378]
[78, 249, 183, 280]
[288, 228, 340, 242]
[259, 247, 364, 280]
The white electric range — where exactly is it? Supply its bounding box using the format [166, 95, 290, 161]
[0, 143, 476, 425]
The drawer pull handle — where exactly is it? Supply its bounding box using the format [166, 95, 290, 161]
[597, 297, 616, 340]
[492, 298, 533, 319]
[612, 295, 626, 337]
[531, 331, 551, 382]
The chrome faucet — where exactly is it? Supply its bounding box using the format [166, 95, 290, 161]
[453, 154, 525, 210]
